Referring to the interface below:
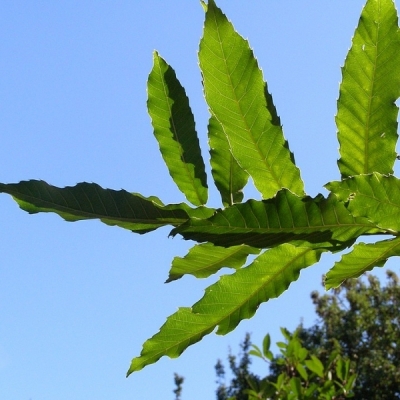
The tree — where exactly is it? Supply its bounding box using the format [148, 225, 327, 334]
[216, 270, 400, 399]
[215, 328, 356, 399]
[173, 373, 185, 400]
[1, 0, 400, 377]
[215, 333, 259, 400]
[297, 270, 400, 399]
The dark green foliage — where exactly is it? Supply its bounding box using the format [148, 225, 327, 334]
[217, 330, 355, 400]
[173, 373, 184, 400]
[215, 334, 259, 400]
[298, 270, 400, 399]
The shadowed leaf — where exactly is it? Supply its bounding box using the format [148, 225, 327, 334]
[0, 180, 214, 233]
[172, 190, 379, 248]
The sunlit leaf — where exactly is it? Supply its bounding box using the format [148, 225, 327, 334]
[208, 115, 249, 206]
[326, 173, 400, 233]
[289, 377, 302, 396]
[147, 51, 208, 206]
[262, 333, 271, 357]
[325, 237, 400, 289]
[296, 364, 308, 382]
[305, 355, 324, 378]
[127, 244, 323, 374]
[166, 243, 259, 282]
[199, 0, 304, 198]
[336, 0, 400, 177]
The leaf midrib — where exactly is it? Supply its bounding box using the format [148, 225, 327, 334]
[363, 5, 381, 174]
[5, 191, 188, 226]
[210, 10, 282, 190]
[132, 246, 316, 372]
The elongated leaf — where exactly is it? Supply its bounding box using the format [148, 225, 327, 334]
[166, 243, 259, 282]
[326, 173, 400, 233]
[325, 237, 400, 289]
[305, 355, 324, 378]
[208, 115, 249, 206]
[262, 333, 271, 357]
[172, 190, 379, 248]
[0, 180, 214, 233]
[127, 244, 323, 374]
[147, 51, 208, 206]
[336, 0, 400, 177]
[296, 364, 308, 382]
[198, 0, 304, 198]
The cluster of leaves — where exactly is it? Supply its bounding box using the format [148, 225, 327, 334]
[173, 373, 184, 400]
[246, 329, 356, 399]
[2, 0, 400, 375]
[215, 334, 258, 400]
[215, 270, 400, 399]
[300, 271, 400, 399]
[216, 332, 355, 400]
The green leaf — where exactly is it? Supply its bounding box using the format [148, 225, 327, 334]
[296, 363, 308, 382]
[172, 190, 379, 248]
[305, 355, 324, 378]
[249, 345, 262, 358]
[127, 244, 323, 374]
[198, 0, 304, 198]
[208, 115, 249, 206]
[336, 0, 400, 177]
[200, 0, 207, 12]
[305, 383, 319, 397]
[166, 243, 259, 282]
[276, 373, 285, 390]
[326, 173, 400, 233]
[295, 345, 308, 363]
[147, 51, 208, 206]
[336, 358, 351, 383]
[280, 327, 292, 341]
[289, 377, 302, 396]
[0, 180, 214, 233]
[276, 341, 287, 350]
[335, 358, 344, 381]
[345, 373, 357, 393]
[325, 237, 400, 289]
[262, 333, 271, 357]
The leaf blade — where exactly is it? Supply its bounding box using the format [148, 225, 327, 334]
[172, 190, 379, 248]
[336, 0, 400, 177]
[166, 243, 259, 282]
[147, 51, 208, 205]
[199, 0, 304, 198]
[326, 173, 400, 233]
[0, 180, 214, 233]
[325, 237, 400, 289]
[208, 115, 249, 206]
[128, 244, 323, 374]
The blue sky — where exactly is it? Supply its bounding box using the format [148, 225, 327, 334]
[0, 1, 398, 399]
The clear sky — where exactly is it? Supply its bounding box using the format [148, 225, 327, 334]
[0, 1, 398, 399]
